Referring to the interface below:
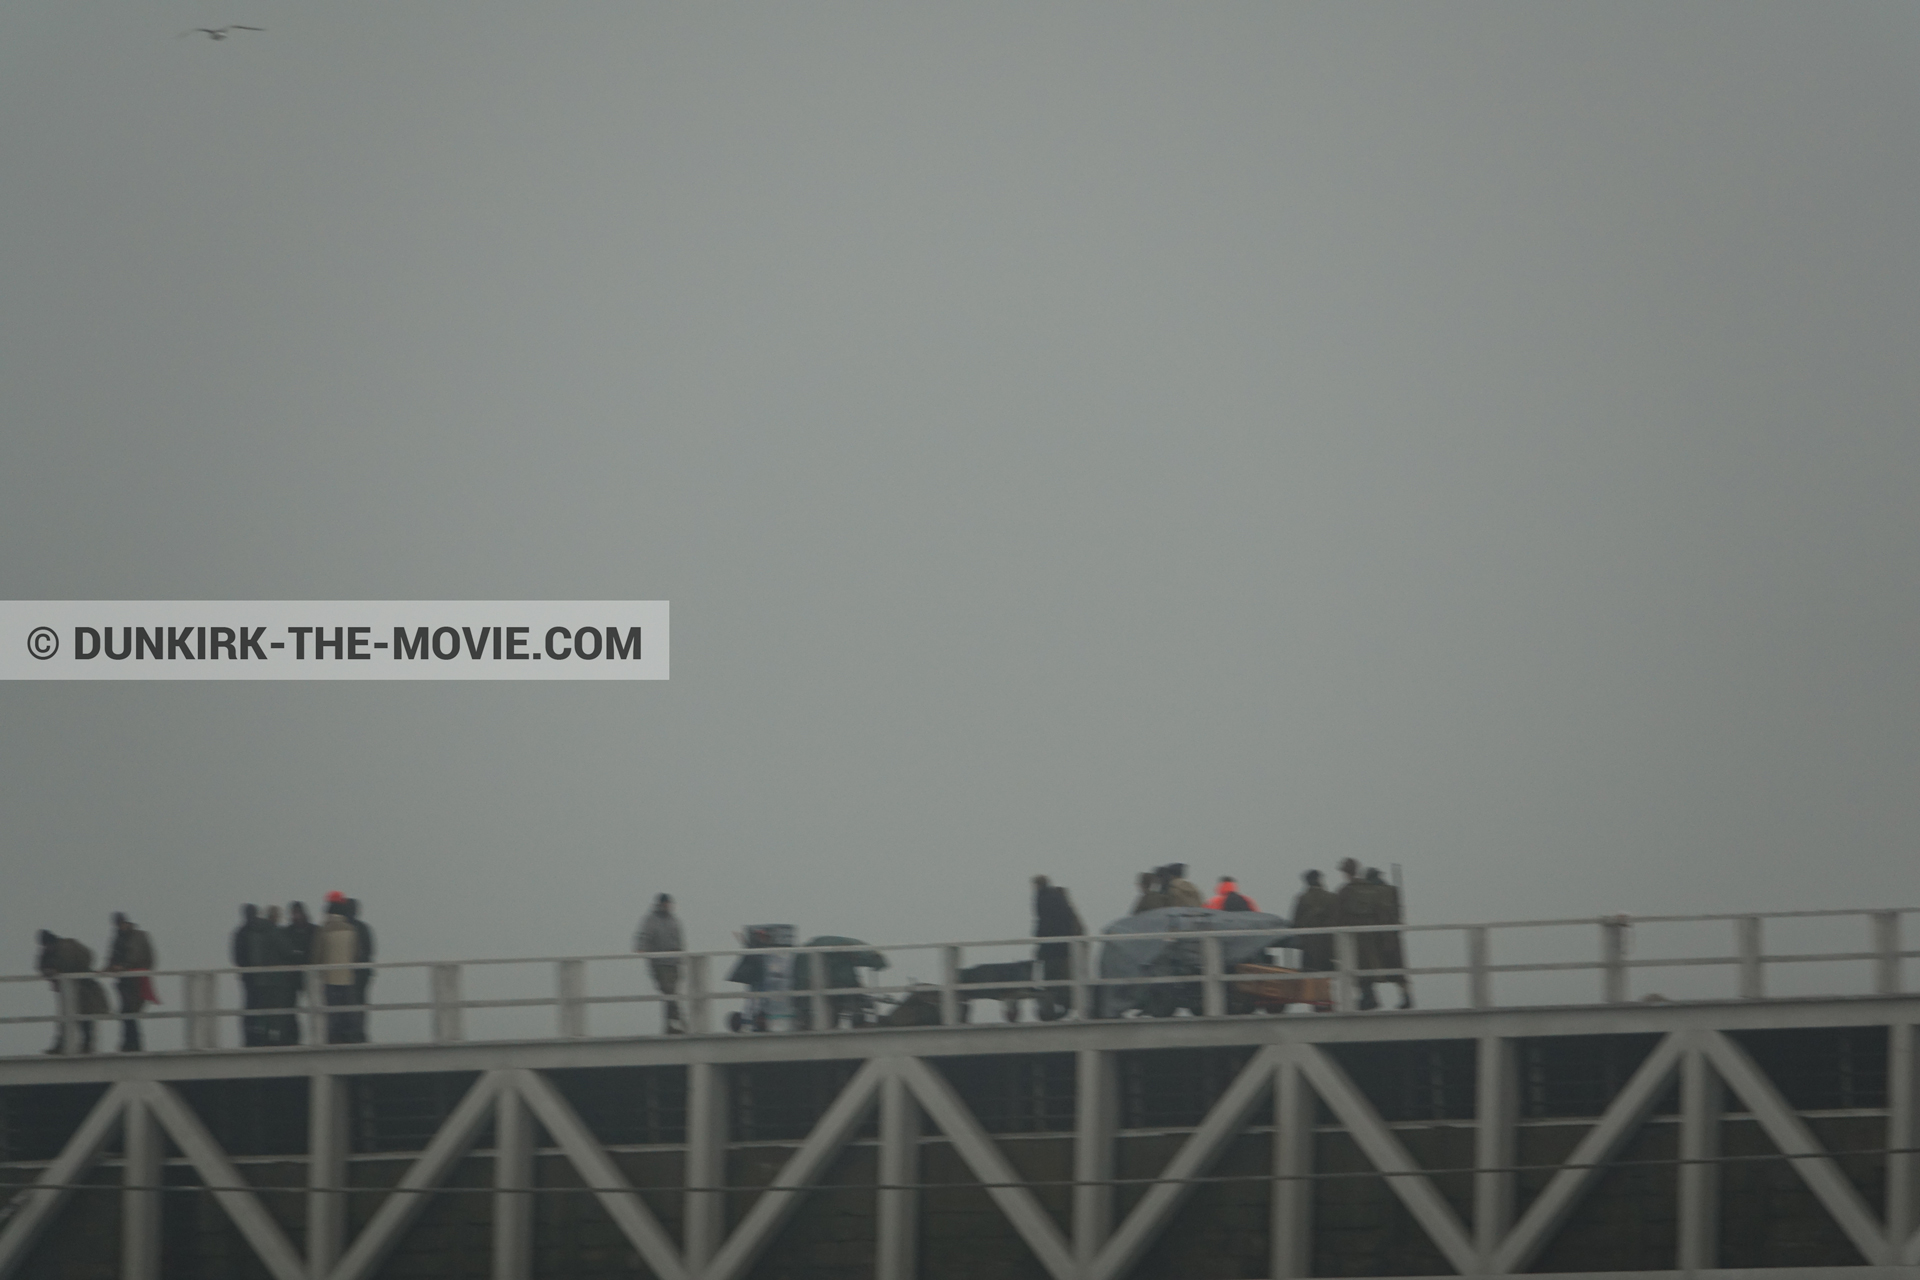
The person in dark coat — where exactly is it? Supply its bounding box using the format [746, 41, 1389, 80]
[1333, 861, 1412, 1010]
[346, 898, 376, 1041]
[1288, 871, 1338, 972]
[1361, 868, 1412, 1008]
[282, 902, 315, 1042]
[103, 913, 157, 1052]
[256, 905, 300, 1046]
[283, 901, 316, 998]
[1032, 876, 1084, 1021]
[38, 931, 107, 1054]
[232, 905, 278, 1045]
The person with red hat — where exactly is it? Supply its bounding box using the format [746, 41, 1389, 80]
[315, 899, 362, 1042]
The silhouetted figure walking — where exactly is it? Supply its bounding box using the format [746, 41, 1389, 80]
[104, 913, 157, 1051]
[37, 931, 106, 1054]
[635, 894, 686, 1034]
[1032, 876, 1084, 1020]
[1289, 871, 1337, 972]
[346, 898, 376, 1039]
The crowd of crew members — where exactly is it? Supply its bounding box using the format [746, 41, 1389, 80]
[32, 860, 1408, 1053]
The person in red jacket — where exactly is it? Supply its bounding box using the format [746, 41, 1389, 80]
[1207, 877, 1258, 912]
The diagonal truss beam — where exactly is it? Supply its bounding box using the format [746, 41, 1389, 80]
[1083, 1045, 1283, 1280]
[327, 1071, 503, 1280]
[0, 1081, 131, 1280]
[1490, 1030, 1684, 1275]
[1698, 1031, 1889, 1265]
[509, 1069, 691, 1280]
[142, 1081, 306, 1280]
[894, 1055, 1076, 1280]
[1294, 1043, 1479, 1275]
[701, 1058, 886, 1280]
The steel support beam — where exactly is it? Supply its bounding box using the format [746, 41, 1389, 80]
[508, 1069, 690, 1280]
[702, 1059, 886, 1280]
[1474, 1035, 1516, 1268]
[1890, 1022, 1919, 1255]
[120, 1093, 160, 1280]
[1700, 1031, 1888, 1265]
[1678, 1046, 1722, 1271]
[876, 1067, 919, 1280]
[307, 1074, 349, 1280]
[895, 1056, 1075, 1280]
[327, 1072, 503, 1280]
[1271, 1057, 1314, 1280]
[17, 994, 1920, 1280]
[1295, 1043, 1478, 1275]
[1491, 1032, 1683, 1274]
[1090, 1046, 1287, 1280]
[143, 1082, 305, 1280]
[17, 994, 1920, 1089]
[492, 1087, 533, 1280]
[1072, 1048, 1117, 1268]
[0, 1083, 128, 1280]
[684, 1061, 728, 1271]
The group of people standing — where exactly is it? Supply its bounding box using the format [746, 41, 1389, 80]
[34, 894, 377, 1054]
[34, 861, 1410, 1055]
[230, 894, 376, 1046]
[1130, 863, 1262, 913]
[1119, 860, 1410, 1011]
[1288, 858, 1411, 1009]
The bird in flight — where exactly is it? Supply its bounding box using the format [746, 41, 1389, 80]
[181, 26, 263, 40]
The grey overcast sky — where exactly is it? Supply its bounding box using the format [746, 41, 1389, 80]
[2, 2, 1917, 973]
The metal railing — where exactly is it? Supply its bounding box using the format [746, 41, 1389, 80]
[6, 907, 1916, 1055]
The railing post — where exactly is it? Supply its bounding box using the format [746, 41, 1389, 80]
[685, 954, 710, 1035]
[940, 946, 962, 1027]
[1071, 939, 1092, 1020]
[1201, 935, 1226, 1017]
[430, 963, 464, 1042]
[304, 968, 326, 1048]
[1737, 916, 1764, 1000]
[556, 960, 587, 1038]
[809, 950, 831, 1032]
[185, 972, 217, 1050]
[1874, 912, 1902, 995]
[1600, 916, 1630, 1004]
[54, 974, 79, 1055]
[1333, 931, 1359, 1012]
[1467, 926, 1492, 1010]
